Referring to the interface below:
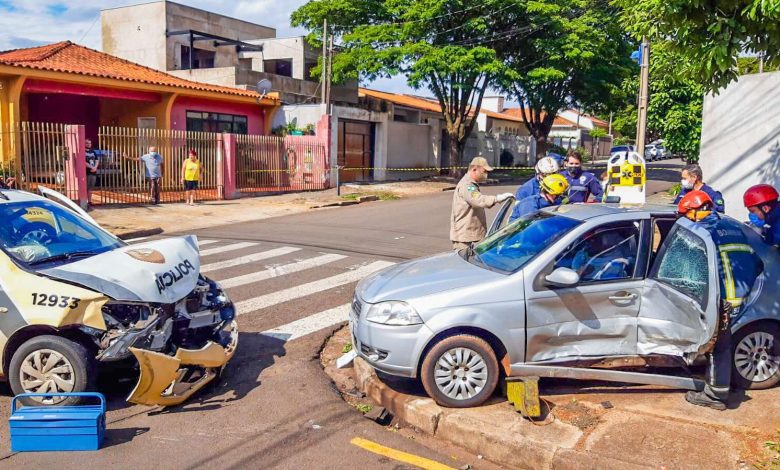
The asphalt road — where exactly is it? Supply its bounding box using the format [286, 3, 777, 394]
[0, 164, 680, 469]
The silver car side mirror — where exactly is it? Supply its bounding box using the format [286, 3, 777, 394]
[545, 267, 580, 287]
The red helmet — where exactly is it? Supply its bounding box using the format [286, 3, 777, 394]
[677, 190, 713, 214]
[743, 184, 779, 208]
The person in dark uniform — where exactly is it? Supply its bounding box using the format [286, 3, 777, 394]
[561, 150, 602, 203]
[677, 191, 763, 410]
[674, 164, 725, 213]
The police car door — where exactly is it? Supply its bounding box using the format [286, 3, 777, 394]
[637, 218, 719, 360]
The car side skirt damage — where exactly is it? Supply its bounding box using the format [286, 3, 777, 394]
[511, 364, 705, 391]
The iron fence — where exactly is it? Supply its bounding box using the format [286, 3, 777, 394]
[95, 127, 221, 205]
[235, 135, 328, 193]
[9, 122, 71, 197]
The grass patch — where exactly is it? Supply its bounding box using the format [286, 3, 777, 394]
[340, 191, 401, 201]
[757, 430, 780, 469]
[668, 183, 682, 197]
[340, 193, 361, 200]
[493, 168, 535, 179]
[354, 403, 373, 414]
[342, 342, 353, 354]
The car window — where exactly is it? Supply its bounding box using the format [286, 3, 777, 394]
[652, 218, 676, 254]
[649, 226, 709, 309]
[555, 222, 640, 282]
[0, 201, 121, 267]
[473, 213, 581, 273]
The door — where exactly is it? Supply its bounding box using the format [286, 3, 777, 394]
[337, 120, 373, 182]
[487, 198, 515, 236]
[524, 221, 644, 362]
[637, 218, 719, 360]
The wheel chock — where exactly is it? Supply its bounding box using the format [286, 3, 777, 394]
[505, 376, 541, 418]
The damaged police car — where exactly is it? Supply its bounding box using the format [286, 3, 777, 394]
[0, 188, 237, 406]
[351, 202, 780, 408]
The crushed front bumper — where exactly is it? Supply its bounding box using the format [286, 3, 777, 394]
[127, 320, 238, 406]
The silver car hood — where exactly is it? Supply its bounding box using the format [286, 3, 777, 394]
[42, 236, 201, 303]
[357, 252, 504, 303]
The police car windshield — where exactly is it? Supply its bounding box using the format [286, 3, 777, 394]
[473, 212, 581, 273]
[0, 201, 122, 267]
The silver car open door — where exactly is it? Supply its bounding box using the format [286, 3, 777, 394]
[637, 218, 719, 361]
[487, 198, 515, 236]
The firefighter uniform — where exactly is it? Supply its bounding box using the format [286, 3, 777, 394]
[514, 177, 540, 201]
[697, 213, 764, 400]
[561, 169, 603, 203]
[675, 184, 725, 213]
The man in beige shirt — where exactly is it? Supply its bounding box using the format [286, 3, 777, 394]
[450, 157, 513, 250]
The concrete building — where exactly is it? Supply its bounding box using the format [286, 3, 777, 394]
[700, 70, 780, 221]
[101, 1, 356, 105]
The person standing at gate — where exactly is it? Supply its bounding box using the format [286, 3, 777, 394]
[85, 139, 100, 206]
[181, 149, 203, 206]
[123, 146, 164, 204]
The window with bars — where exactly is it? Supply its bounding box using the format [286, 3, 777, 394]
[186, 111, 248, 134]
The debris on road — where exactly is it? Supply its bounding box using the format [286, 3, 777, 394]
[363, 406, 393, 425]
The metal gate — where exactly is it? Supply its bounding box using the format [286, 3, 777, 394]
[95, 127, 220, 205]
[235, 134, 328, 193]
[11, 122, 70, 196]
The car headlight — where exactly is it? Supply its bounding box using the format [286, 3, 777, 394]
[365, 301, 422, 326]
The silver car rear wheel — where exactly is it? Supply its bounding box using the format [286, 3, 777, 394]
[732, 323, 780, 390]
[434, 347, 488, 400]
[734, 332, 779, 383]
[421, 334, 499, 408]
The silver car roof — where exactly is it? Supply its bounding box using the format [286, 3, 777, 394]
[542, 203, 677, 221]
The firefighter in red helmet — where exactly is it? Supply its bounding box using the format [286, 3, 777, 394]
[743, 184, 780, 247]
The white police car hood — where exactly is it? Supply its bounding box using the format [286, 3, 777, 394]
[41, 236, 201, 303]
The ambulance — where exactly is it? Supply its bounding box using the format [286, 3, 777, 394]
[0, 187, 237, 406]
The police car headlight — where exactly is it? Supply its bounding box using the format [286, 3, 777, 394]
[365, 301, 422, 326]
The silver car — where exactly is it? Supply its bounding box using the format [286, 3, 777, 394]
[350, 203, 780, 407]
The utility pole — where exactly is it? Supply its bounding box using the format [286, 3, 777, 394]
[326, 35, 334, 114]
[635, 37, 650, 157]
[321, 19, 328, 106]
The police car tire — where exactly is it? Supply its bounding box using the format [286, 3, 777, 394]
[421, 334, 499, 408]
[731, 323, 780, 391]
[18, 222, 56, 244]
[9, 335, 96, 406]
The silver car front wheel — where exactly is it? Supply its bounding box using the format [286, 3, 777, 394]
[421, 334, 499, 408]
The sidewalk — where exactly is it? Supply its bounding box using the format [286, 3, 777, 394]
[322, 327, 779, 470]
[90, 181, 456, 238]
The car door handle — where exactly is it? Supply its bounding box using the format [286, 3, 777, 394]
[609, 293, 637, 301]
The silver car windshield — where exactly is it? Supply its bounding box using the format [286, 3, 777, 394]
[0, 201, 122, 267]
[472, 212, 581, 273]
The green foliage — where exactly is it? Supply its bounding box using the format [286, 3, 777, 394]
[589, 127, 608, 139]
[499, 0, 635, 150]
[341, 342, 353, 353]
[617, 0, 780, 91]
[272, 122, 316, 137]
[756, 430, 780, 470]
[737, 56, 780, 75]
[354, 403, 373, 414]
[292, 0, 516, 163]
[668, 183, 682, 197]
[574, 146, 591, 163]
[613, 136, 631, 146]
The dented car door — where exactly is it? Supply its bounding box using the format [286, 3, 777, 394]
[637, 218, 719, 359]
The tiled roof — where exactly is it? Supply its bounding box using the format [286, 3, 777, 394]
[359, 88, 525, 122]
[0, 41, 271, 100]
[502, 108, 577, 127]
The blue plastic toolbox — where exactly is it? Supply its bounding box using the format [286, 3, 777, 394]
[9, 392, 106, 452]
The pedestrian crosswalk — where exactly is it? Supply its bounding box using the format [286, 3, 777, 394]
[133, 236, 396, 344]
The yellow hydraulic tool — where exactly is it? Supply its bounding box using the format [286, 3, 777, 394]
[505, 376, 541, 418]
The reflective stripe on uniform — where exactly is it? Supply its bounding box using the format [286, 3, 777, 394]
[718, 243, 754, 307]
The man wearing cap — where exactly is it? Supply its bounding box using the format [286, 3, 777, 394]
[450, 157, 514, 250]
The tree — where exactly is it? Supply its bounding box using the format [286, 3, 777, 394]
[618, 0, 780, 91]
[499, 0, 635, 156]
[291, 0, 517, 168]
[609, 43, 704, 161]
[589, 127, 607, 157]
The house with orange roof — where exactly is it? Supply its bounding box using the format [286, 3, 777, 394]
[0, 41, 279, 163]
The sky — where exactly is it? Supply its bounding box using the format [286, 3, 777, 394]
[0, 0, 423, 95]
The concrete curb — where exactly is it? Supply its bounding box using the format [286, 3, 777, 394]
[116, 227, 164, 240]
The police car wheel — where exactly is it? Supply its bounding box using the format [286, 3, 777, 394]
[731, 323, 780, 390]
[18, 222, 56, 245]
[9, 335, 96, 406]
[421, 334, 499, 408]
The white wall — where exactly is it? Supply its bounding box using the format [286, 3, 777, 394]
[386, 121, 433, 179]
[102, 2, 167, 70]
[700, 71, 780, 221]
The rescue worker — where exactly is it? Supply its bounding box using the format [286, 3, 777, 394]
[674, 164, 725, 213]
[509, 174, 569, 221]
[450, 157, 513, 250]
[561, 150, 603, 203]
[677, 190, 763, 410]
[743, 184, 780, 247]
[514, 156, 560, 201]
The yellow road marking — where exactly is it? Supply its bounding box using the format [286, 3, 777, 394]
[350, 437, 455, 470]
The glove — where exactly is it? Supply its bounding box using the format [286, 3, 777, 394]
[496, 193, 514, 202]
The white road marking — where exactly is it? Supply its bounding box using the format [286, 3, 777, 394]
[199, 242, 258, 257]
[235, 260, 394, 314]
[201, 247, 301, 273]
[219, 253, 347, 288]
[262, 303, 351, 341]
[197, 239, 219, 246]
